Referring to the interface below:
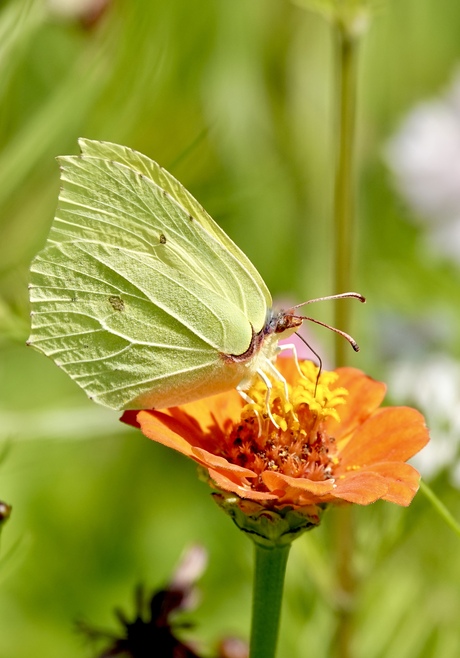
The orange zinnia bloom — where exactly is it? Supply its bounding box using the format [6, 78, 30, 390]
[121, 359, 429, 511]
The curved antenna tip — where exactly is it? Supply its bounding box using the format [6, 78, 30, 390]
[293, 291, 366, 309]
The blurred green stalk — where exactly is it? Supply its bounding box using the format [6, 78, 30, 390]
[333, 24, 359, 367]
[420, 480, 460, 538]
[332, 20, 360, 658]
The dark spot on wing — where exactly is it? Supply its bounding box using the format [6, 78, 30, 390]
[109, 295, 125, 312]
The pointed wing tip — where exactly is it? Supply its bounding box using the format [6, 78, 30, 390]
[78, 137, 119, 154]
[78, 137, 102, 150]
[56, 154, 75, 166]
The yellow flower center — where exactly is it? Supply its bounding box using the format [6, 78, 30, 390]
[219, 361, 348, 490]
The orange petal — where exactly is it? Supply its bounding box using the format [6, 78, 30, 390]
[325, 368, 387, 442]
[178, 391, 242, 430]
[208, 468, 278, 501]
[262, 471, 337, 497]
[134, 410, 199, 456]
[331, 471, 389, 504]
[134, 411, 258, 483]
[121, 408, 204, 441]
[365, 461, 421, 506]
[275, 356, 301, 382]
[263, 470, 390, 506]
[191, 447, 256, 479]
[164, 408, 209, 442]
[120, 409, 143, 428]
[338, 406, 429, 469]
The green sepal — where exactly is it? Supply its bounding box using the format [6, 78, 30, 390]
[212, 492, 325, 548]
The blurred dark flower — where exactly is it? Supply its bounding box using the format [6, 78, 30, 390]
[386, 70, 460, 264]
[79, 546, 207, 658]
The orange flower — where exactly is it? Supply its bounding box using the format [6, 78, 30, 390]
[121, 359, 429, 510]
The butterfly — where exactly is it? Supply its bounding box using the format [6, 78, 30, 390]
[28, 139, 363, 411]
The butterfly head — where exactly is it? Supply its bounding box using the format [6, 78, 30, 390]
[264, 308, 303, 339]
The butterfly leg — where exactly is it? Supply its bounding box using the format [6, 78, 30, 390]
[278, 342, 322, 396]
[277, 343, 303, 378]
[264, 355, 300, 423]
[264, 357, 290, 401]
[237, 388, 263, 436]
[255, 368, 280, 429]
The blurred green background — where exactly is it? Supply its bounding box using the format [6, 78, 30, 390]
[1, 0, 460, 656]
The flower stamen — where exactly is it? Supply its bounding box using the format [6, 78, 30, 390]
[217, 362, 347, 493]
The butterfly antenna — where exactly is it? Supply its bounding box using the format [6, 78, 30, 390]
[296, 333, 323, 395]
[292, 292, 365, 309]
[286, 291, 364, 352]
[293, 316, 361, 352]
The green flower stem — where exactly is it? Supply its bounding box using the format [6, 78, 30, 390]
[249, 543, 291, 658]
[333, 23, 359, 367]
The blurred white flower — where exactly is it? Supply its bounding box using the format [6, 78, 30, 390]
[170, 544, 208, 594]
[388, 353, 460, 487]
[386, 71, 460, 263]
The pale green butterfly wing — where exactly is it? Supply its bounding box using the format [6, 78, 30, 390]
[51, 148, 270, 325]
[28, 141, 272, 410]
[31, 242, 254, 409]
[77, 138, 272, 307]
